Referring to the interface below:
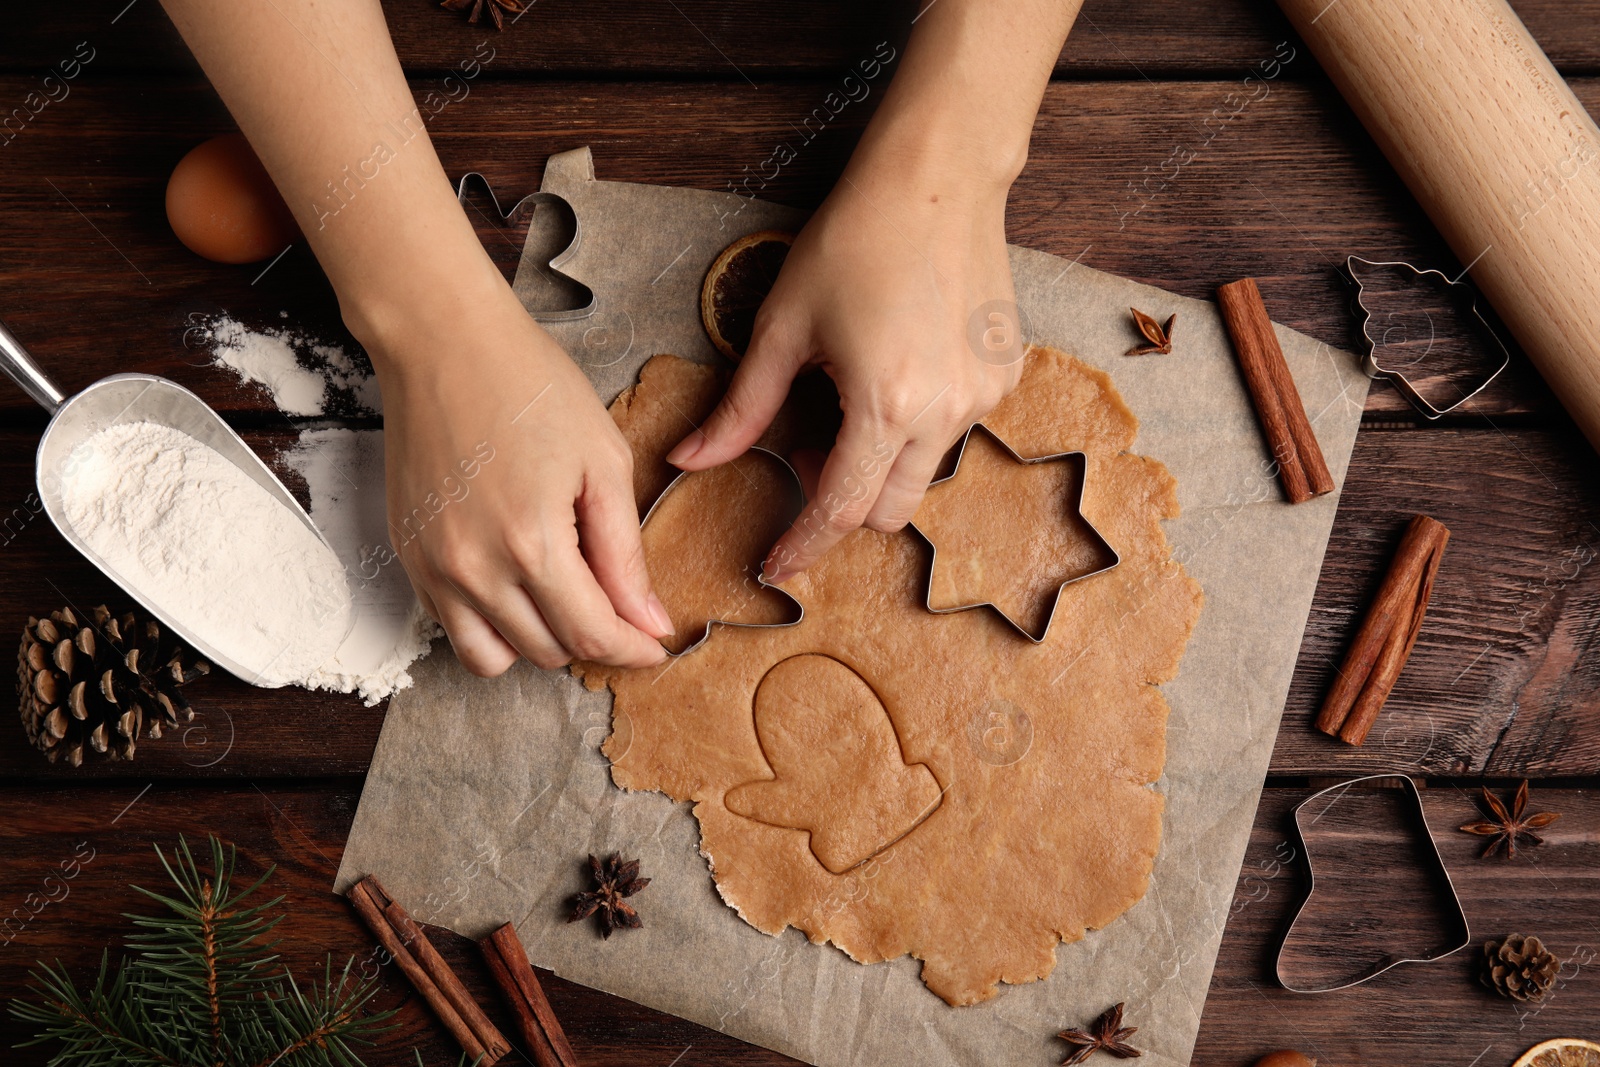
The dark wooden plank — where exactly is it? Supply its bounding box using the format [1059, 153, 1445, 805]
[1193, 783, 1600, 1067]
[3, 780, 1594, 1065]
[1275, 426, 1600, 779]
[0, 780, 800, 1066]
[1011, 75, 1563, 418]
[0, 77, 1586, 417]
[3, 421, 1599, 779]
[5, 0, 1598, 77]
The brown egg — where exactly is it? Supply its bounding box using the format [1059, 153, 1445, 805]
[165, 133, 298, 264]
[1253, 1052, 1317, 1067]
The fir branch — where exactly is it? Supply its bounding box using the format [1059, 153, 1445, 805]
[203, 874, 223, 1062]
[250, 959, 389, 1067]
[126, 836, 289, 1063]
[10, 835, 400, 1067]
[11, 954, 185, 1067]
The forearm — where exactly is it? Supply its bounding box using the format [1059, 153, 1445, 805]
[158, 0, 499, 369]
[161, 2, 673, 674]
[848, 0, 1082, 198]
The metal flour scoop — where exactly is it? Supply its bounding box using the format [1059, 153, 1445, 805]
[0, 318, 353, 685]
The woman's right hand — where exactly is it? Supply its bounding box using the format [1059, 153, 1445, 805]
[365, 288, 672, 676]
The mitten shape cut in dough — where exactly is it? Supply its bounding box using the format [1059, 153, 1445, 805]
[726, 653, 944, 874]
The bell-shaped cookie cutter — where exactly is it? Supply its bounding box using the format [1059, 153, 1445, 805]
[455, 171, 596, 322]
[908, 423, 1120, 643]
[1276, 773, 1472, 993]
[1344, 255, 1511, 419]
[640, 445, 806, 658]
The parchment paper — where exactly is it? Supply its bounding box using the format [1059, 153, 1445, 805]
[334, 148, 1369, 1066]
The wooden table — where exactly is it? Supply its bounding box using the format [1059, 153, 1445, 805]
[3, 3, 1598, 1064]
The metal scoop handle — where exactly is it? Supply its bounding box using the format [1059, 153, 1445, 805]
[0, 318, 67, 413]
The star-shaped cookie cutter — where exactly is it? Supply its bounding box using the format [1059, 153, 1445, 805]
[454, 171, 596, 322]
[1276, 773, 1471, 993]
[1345, 255, 1511, 419]
[908, 424, 1120, 643]
[639, 445, 806, 658]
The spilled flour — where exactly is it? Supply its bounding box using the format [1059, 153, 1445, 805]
[60, 421, 354, 688]
[203, 315, 383, 416]
[179, 315, 438, 703]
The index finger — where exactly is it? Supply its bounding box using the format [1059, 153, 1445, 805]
[765, 416, 901, 582]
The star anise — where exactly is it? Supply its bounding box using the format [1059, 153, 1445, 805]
[1125, 307, 1176, 356]
[440, 0, 525, 30]
[567, 852, 650, 938]
[1459, 780, 1559, 859]
[1058, 1002, 1142, 1065]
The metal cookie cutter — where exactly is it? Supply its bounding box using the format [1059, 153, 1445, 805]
[640, 446, 805, 658]
[1344, 255, 1511, 418]
[908, 423, 1119, 643]
[1276, 773, 1471, 993]
[454, 171, 596, 322]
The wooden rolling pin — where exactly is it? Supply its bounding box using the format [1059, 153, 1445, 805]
[1276, 0, 1600, 447]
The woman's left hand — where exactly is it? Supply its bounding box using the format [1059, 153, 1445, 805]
[666, 158, 1025, 582]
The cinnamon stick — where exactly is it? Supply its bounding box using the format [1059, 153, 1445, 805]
[346, 877, 511, 1064]
[1316, 515, 1450, 744]
[1217, 278, 1336, 504]
[379, 901, 512, 1063]
[479, 922, 579, 1067]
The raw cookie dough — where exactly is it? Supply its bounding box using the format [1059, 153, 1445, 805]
[576, 347, 1203, 1006]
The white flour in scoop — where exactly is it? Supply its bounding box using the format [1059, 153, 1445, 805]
[59, 420, 354, 688]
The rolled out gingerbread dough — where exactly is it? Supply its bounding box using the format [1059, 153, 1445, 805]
[576, 346, 1202, 1006]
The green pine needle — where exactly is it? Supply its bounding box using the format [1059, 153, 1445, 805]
[9, 834, 406, 1067]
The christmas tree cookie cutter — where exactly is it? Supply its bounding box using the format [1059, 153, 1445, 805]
[1345, 255, 1511, 419]
[908, 423, 1120, 643]
[640, 445, 806, 658]
[1276, 773, 1472, 993]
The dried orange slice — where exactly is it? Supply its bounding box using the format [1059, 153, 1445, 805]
[700, 229, 794, 361]
[1513, 1038, 1600, 1067]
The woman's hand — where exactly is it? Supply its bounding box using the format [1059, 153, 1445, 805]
[159, 0, 673, 676]
[664, 0, 1079, 582]
[371, 289, 672, 676]
[669, 166, 1023, 581]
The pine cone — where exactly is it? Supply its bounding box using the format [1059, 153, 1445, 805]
[1482, 933, 1559, 1001]
[18, 606, 210, 766]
